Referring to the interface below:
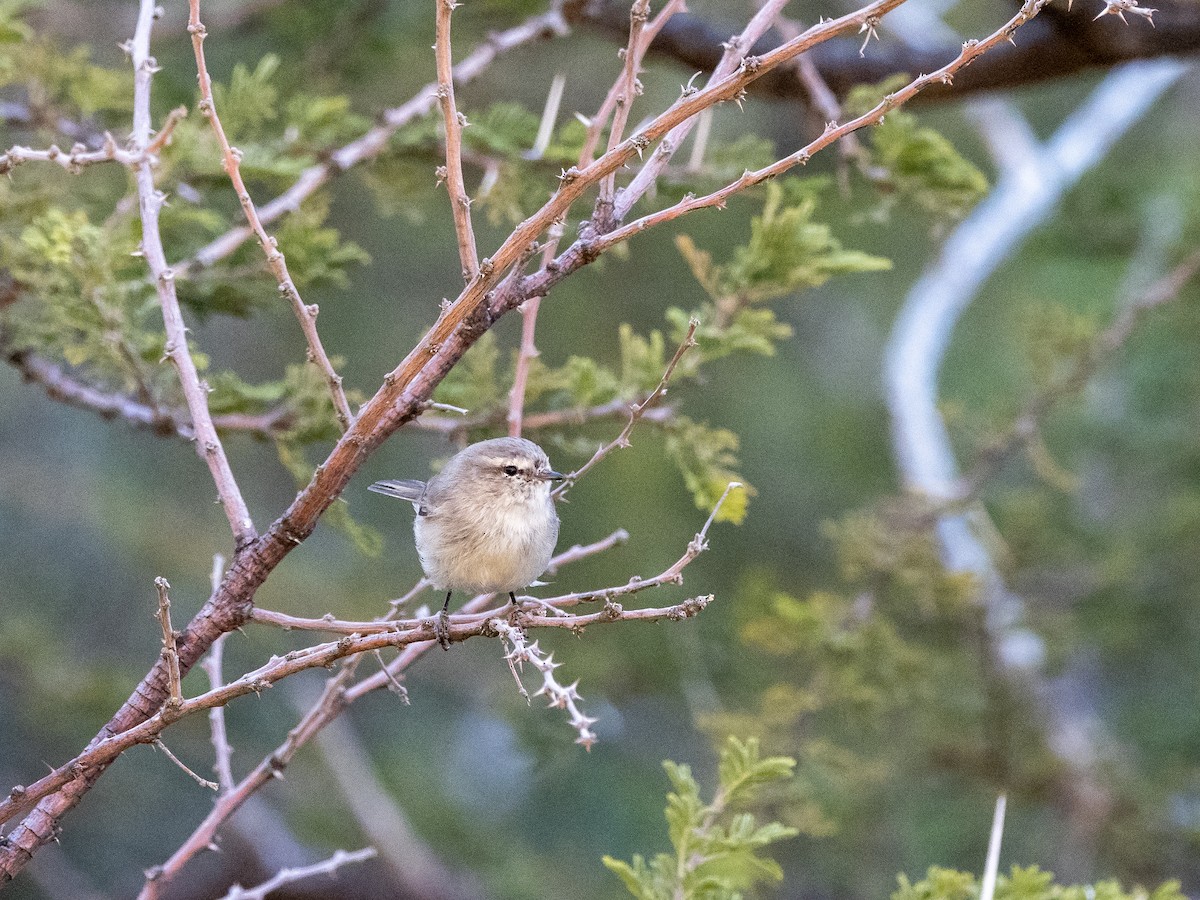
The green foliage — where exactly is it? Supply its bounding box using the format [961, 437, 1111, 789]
[677, 180, 891, 309]
[541, 116, 590, 165]
[167, 53, 370, 186]
[669, 178, 886, 377]
[603, 736, 799, 900]
[213, 54, 283, 136]
[465, 102, 541, 157]
[274, 197, 371, 289]
[2, 207, 159, 386]
[845, 77, 989, 220]
[893, 866, 1186, 900]
[664, 417, 751, 524]
[665, 304, 792, 364]
[1023, 303, 1102, 388]
[823, 503, 977, 616]
[168, 194, 368, 318]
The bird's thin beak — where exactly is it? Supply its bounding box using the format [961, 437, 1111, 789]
[541, 469, 565, 481]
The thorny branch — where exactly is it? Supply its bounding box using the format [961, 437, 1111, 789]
[586, 1, 1054, 260]
[435, 0, 481, 282]
[0, 107, 184, 174]
[555, 317, 697, 497]
[135, 525, 669, 896]
[130, 0, 255, 549]
[186, 0, 353, 430]
[612, 0, 794, 222]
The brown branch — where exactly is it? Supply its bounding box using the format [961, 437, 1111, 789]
[612, 0, 792, 221]
[12, 592, 711, 825]
[578, 0, 685, 168]
[3, 339, 294, 440]
[186, 0, 353, 431]
[434, 0, 480, 282]
[151, 740, 218, 792]
[184, 6, 570, 271]
[597, 0, 652, 211]
[155, 578, 183, 714]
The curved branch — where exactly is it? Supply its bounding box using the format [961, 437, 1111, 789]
[187, 0, 353, 430]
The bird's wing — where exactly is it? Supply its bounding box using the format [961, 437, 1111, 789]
[368, 479, 429, 514]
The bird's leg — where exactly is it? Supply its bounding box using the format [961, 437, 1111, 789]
[436, 591, 452, 650]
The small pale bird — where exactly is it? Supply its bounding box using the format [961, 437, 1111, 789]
[369, 437, 564, 648]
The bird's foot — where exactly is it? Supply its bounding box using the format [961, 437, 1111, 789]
[435, 609, 451, 651]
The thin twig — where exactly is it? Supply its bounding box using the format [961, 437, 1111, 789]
[508, 216, 568, 437]
[3, 137, 142, 174]
[506, 297, 542, 437]
[218, 847, 377, 900]
[434, 0, 480, 281]
[129, 0, 256, 549]
[555, 318, 697, 496]
[152, 740, 219, 792]
[598, 0, 652, 213]
[186, 0, 353, 430]
[578, 0, 685, 168]
[1, 107, 184, 176]
[201, 556, 237, 794]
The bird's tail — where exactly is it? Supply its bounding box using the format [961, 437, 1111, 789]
[367, 479, 426, 504]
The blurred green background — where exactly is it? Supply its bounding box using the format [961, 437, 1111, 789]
[3, 1, 1200, 897]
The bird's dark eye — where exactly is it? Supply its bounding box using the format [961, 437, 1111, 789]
[503, 465, 519, 476]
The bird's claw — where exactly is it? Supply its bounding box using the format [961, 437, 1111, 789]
[436, 609, 451, 650]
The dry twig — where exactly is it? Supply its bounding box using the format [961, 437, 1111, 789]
[434, 0, 480, 281]
[186, 0, 353, 429]
[218, 847, 377, 900]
